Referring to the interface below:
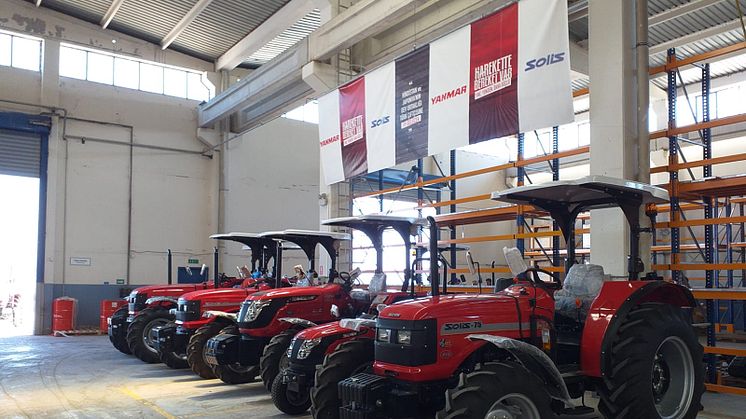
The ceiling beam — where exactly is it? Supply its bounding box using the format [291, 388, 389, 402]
[216, 0, 322, 71]
[161, 0, 214, 50]
[101, 0, 125, 29]
[649, 17, 743, 55]
[649, 0, 724, 26]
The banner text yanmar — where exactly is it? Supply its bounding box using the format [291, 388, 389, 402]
[318, 0, 573, 185]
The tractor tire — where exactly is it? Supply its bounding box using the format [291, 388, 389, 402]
[212, 324, 259, 384]
[158, 321, 189, 369]
[310, 339, 374, 419]
[108, 306, 132, 355]
[187, 321, 227, 379]
[437, 361, 555, 419]
[598, 302, 704, 419]
[259, 328, 298, 391]
[126, 307, 173, 364]
[271, 373, 312, 415]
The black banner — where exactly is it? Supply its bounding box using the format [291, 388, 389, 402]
[395, 46, 430, 165]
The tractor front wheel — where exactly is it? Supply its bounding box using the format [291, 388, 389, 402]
[598, 302, 704, 419]
[126, 307, 173, 363]
[310, 339, 374, 419]
[437, 361, 555, 419]
[260, 328, 298, 391]
[211, 324, 258, 384]
[271, 373, 312, 415]
[158, 321, 189, 369]
[187, 321, 226, 379]
[108, 306, 131, 355]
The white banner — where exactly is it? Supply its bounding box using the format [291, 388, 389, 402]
[427, 25, 471, 157]
[318, 90, 344, 185]
[517, 0, 574, 132]
[364, 62, 397, 173]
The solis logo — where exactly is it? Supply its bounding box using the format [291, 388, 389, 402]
[525, 52, 565, 71]
[370, 116, 390, 128]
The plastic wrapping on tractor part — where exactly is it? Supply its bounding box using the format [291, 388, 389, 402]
[554, 264, 606, 320]
[503, 246, 528, 277]
[368, 273, 387, 295]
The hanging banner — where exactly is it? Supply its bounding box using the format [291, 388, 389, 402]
[395, 46, 430, 165]
[365, 62, 396, 173]
[427, 25, 471, 157]
[319, 90, 344, 185]
[469, 4, 519, 143]
[339, 78, 368, 179]
[318, 0, 573, 185]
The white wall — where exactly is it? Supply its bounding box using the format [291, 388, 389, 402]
[221, 117, 321, 276]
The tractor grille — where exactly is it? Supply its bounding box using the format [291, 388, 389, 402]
[175, 299, 200, 322]
[374, 318, 437, 367]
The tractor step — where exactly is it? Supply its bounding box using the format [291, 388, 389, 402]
[562, 406, 595, 416]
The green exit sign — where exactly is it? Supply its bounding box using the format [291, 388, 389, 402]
[188, 258, 199, 264]
[116, 279, 125, 285]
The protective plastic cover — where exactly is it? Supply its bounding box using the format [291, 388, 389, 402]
[554, 264, 606, 319]
[368, 273, 387, 295]
[503, 246, 528, 277]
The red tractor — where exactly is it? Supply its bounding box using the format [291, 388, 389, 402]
[107, 248, 240, 357]
[204, 229, 367, 386]
[337, 176, 705, 419]
[152, 232, 281, 371]
[269, 215, 433, 415]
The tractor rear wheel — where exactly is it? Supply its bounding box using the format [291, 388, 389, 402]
[211, 324, 258, 384]
[437, 361, 555, 419]
[260, 328, 298, 391]
[108, 306, 131, 355]
[598, 302, 704, 419]
[310, 339, 374, 419]
[126, 307, 173, 363]
[187, 321, 226, 379]
[158, 321, 189, 369]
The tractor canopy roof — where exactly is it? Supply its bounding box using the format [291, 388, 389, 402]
[323, 214, 426, 245]
[259, 229, 350, 266]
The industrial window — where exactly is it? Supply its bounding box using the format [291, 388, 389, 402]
[0, 30, 42, 72]
[58, 43, 214, 101]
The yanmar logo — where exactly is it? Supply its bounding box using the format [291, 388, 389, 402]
[525, 52, 565, 72]
[431, 85, 467, 106]
[320, 135, 339, 147]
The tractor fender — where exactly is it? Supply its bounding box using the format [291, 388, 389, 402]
[467, 334, 573, 406]
[339, 318, 376, 332]
[279, 317, 317, 328]
[145, 296, 178, 306]
[580, 280, 696, 378]
[203, 310, 237, 322]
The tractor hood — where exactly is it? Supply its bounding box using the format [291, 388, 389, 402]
[178, 287, 254, 302]
[378, 285, 549, 321]
[246, 283, 345, 301]
[131, 283, 208, 298]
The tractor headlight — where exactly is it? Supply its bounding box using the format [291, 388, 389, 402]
[377, 328, 391, 343]
[240, 299, 271, 322]
[296, 338, 322, 360]
[396, 330, 412, 345]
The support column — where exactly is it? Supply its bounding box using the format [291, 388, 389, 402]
[588, 0, 650, 276]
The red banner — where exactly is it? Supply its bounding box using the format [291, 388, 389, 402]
[469, 3, 519, 143]
[339, 78, 368, 179]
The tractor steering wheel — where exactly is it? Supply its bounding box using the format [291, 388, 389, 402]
[337, 271, 352, 285]
[523, 267, 562, 290]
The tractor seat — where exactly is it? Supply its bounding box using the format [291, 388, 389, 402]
[350, 289, 372, 303]
[554, 264, 606, 321]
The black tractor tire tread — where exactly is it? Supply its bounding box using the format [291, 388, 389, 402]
[271, 373, 312, 415]
[260, 328, 299, 391]
[597, 302, 705, 419]
[126, 307, 173, 364]
[436, 361, 556, 419]
[158, 321, 189, 369]
[187, 320, 227, 379]
[310, 339, 375, 419]
[108, 306, 132, 355]
[211, 324, 258, 384]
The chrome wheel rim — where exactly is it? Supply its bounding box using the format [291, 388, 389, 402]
[486, 393, 541, 419]
[652, 336, 695, 419]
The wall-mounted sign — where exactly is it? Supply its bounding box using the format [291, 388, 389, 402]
[70, 257, 91, 266]
[319, 0, 573, 184]
[188, 258, 199, 264]
[116, 279, 125, 285]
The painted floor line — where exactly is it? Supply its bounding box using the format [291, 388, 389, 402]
[118, 387, 177, 419]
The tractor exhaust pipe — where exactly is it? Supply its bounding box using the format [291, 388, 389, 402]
[167, 249, 173, 285]
[214, 247, 219, 289]
[427, 217, 439, 296]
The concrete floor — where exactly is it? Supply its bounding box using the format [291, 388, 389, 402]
[0, 335, 744, 419]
